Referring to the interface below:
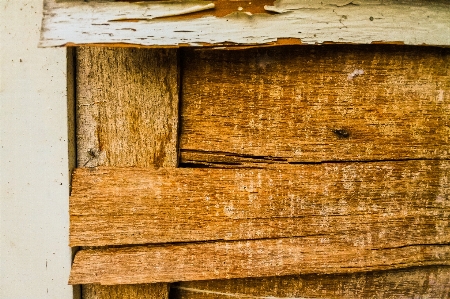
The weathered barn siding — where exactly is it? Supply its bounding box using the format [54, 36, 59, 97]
[71, 45, 449, 298]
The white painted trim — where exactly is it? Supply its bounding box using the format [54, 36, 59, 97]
[40, 0, 450, 47]
[0, 1, 76, 298]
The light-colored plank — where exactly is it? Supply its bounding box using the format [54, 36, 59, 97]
[82, 284, 168, 299]
[173, 266, 450, 299]
[69, 240, 450, 284]
[40, 0, 450, 47]
[75, 47, 178, 298]
[0, 1, 74, 297]
[180, 45, 450, 165]
[76, 47, 178, 168]
[70, 161, 450, 247]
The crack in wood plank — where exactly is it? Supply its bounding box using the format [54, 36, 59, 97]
[173, 286, 317, 299]
[70, 161, 450, 246]
[69, 242, 450, 284]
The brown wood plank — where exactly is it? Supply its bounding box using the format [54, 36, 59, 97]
[82, 284, 168, 299]
[69, 240, 450, 284]
[76, 46, 178, 168]
[180, 45, 450, 165]
[172, 266, 450, 299]
[70, 161, 450, 247]
[75, 47, 178, 298]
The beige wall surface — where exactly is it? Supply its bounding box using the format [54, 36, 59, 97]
[0, 0, 74, 298]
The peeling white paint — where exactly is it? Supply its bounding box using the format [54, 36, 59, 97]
[347, 69, 364, 80]
[40, 0, 450, 47]
[115, 3, 216, 21]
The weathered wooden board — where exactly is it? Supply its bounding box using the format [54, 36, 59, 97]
[76, 47, 179, 298]
[40, 0, 450, 47]
[180, 45, 450, 165]
[69, 240, 450, 284]
[82, 284, 169, 299]
[70, 161, 450, 247]
[173, 266, 450, 299]
[71, 40, 450, 292]
[76, 47, 178, 168]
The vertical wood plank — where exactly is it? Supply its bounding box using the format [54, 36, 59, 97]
[76, 46, 178, 298]
[76, 46, 178, 168]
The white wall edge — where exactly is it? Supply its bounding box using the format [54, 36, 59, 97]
[1, 1, 76, 298]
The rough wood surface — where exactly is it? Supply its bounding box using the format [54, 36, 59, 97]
[82, 284, 168, 299]
[72, 44, 450, 291]
[173, 266, 450, 299]
[76, 47, 178, 168]
[180, 45, 450, 165]
[69, 240, 450, 285]
[40, 0, 450, 47]
[70, 161, 450, 247]
[75, 47, 178, 298]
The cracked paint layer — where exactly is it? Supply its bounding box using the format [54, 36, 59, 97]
[41, 0, 450, 47]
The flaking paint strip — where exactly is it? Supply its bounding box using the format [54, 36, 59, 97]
[154, 3, 215, 19]
[333, 0, 361, 7]
[109, 3, 215, 21]
[41, 0, 450, 48]
[264, 5, 290, 14]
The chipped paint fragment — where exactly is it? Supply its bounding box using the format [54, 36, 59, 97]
[333, 0, 361, 7]
[110, 3, 216, 21]
[264, 5, 289, 14]
[154, 3, 215, 19]
[347, 69, 364, 80]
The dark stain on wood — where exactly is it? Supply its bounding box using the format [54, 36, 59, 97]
[332, 128, 351, 139]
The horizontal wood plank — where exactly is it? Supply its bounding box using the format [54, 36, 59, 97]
[180, 45, 450, 165]
[82, 283, 169, 299]
[40, 0, 450, 47]
[69, 241, 450, 284]
[173, 266, 450, 299]
[70, 161, 450, 246]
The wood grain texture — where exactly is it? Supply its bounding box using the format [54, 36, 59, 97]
[172, 266, 450, 299]
[75, 47, 178, 298]
[82, 284, 168, 299]
[69, 240, 450, 284]
[40, 0, 450, 47]
[180, 45, 450, 165]
[70, 161, 450, 247]
[72, 44, 450, 291]
[76, 46, 178, 168]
